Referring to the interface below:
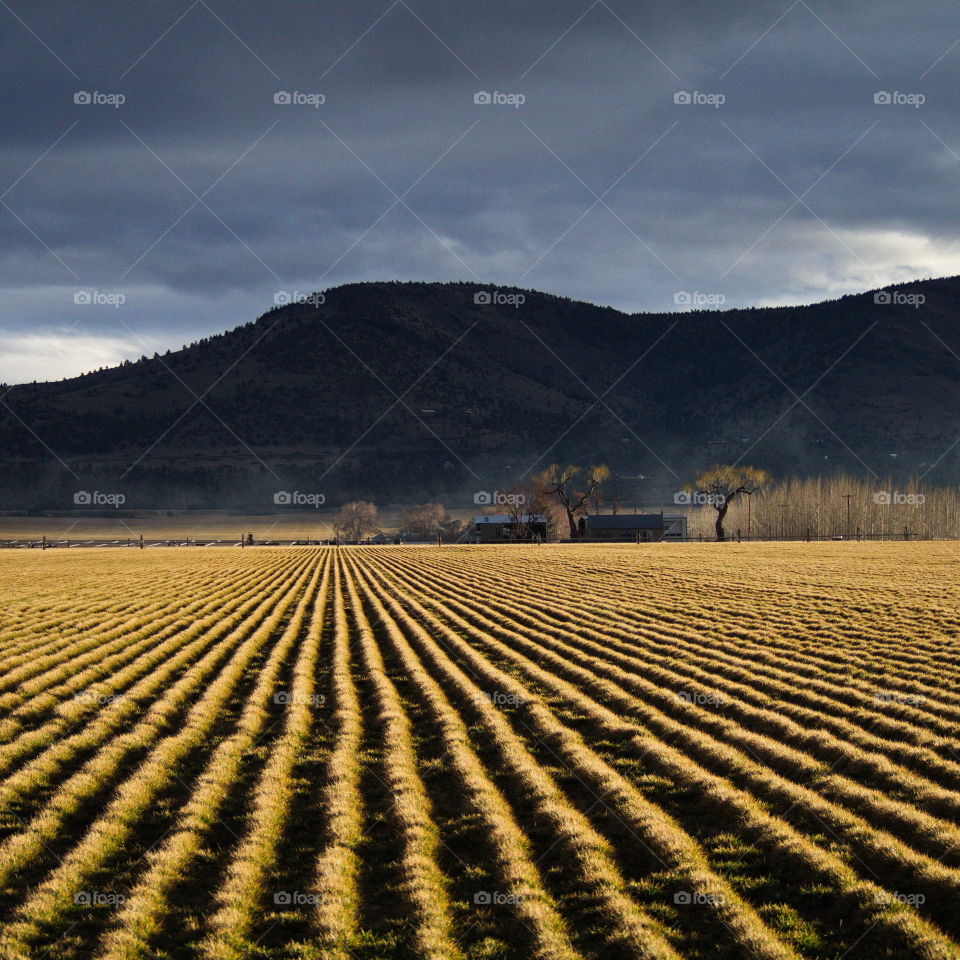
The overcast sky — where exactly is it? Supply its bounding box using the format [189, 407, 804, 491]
[1, 0, 959, 381]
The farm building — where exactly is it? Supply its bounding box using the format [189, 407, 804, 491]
[474, 514, 548, 543]
[583, 513, 687, 542]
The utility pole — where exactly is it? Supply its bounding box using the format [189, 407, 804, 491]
[842, 493, 853, 540]
[746, 492, 752, 540]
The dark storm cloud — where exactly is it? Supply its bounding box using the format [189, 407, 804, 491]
[1, 0, 959, 378]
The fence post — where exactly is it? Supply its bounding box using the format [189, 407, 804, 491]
[806, 527, 810, 542]
[736, 528, 741, 542]
[42, 535, 46, 551]
[856, 526, 861, 542]
[139, 534, 144, 550]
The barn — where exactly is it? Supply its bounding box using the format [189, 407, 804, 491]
[583, 513, 687, 542]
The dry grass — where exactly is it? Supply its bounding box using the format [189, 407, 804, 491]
[0, 542, 957, 960]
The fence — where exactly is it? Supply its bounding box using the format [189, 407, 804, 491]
[0, 529, 938, 549]
[720, 527, 930, 542]
[0, 537, 329, 549]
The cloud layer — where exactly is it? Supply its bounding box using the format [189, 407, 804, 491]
[1, 0, 959, 378]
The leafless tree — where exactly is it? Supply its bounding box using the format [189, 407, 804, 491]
[535, 464, 610, 538]
[692, 465, 769, 541]
[499, 481, 553, 540]
[402, 502, 447, 540]
[334, 501, 380, 541]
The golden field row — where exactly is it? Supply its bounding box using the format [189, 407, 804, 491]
[0, 542, 957, 960]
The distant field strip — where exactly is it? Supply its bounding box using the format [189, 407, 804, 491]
[0, 543, 958, 960]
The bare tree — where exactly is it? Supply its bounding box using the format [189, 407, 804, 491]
[535, 464, 610, 538]
[498, 481, 553, 540]
[402, 502, 447, 540]
[693, 465, 769, 541]
[334, 501, 380, 541]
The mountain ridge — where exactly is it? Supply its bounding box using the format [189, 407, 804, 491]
[2, 276, 957, 509]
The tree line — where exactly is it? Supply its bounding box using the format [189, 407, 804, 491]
[330, 466, 960, 542]
[683, 472, 954, 541]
